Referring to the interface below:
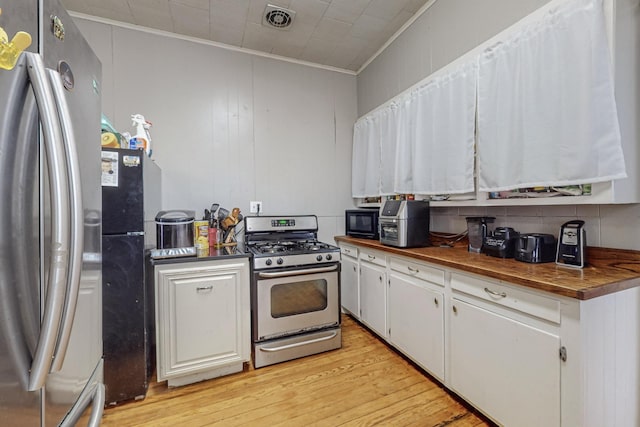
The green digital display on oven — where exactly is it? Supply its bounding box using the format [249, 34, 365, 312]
[272, 219, 295, 227]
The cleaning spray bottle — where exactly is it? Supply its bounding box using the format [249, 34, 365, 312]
[129, 114, 153, 157]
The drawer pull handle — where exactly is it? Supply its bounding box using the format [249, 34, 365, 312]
[344, 249, 351, 254]
[484, 287, 506, 298]
[368, 255, 375, 261]
[407, 266, 419, 274]
[196, 286, 213, 292]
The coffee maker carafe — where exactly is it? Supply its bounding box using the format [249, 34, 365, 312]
[465, 216, 495, 253]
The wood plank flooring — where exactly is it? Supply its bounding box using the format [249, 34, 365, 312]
[101, 315, 494, 426]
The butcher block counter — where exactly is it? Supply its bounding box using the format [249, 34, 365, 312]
[335, 236, 640, 300]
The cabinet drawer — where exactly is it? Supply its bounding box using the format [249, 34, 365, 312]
[451, 272, 560, 324]
[359, 249, 386, 267]
[340, 245, 358, 259]
[389, 257, 444, 287]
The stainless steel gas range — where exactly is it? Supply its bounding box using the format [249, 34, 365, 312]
[244, 215, 341, 368]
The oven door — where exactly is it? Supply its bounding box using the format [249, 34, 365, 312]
[254, 264, 340, 341]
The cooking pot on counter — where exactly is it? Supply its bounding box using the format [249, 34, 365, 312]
[155, 210, 195, 249]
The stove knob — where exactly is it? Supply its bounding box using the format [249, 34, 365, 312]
[326, 254, 333, 261]
[265, 259, 272, 266]
[277, 258, 284, 265]
[316, 255, 323, 262]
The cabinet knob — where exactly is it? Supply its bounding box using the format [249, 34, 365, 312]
[452, 305, 457, 314]
[379, 276, 383, 282]
[434, 298, 438, 307]
[353, 265, 357, 272]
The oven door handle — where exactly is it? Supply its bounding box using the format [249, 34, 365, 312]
[259, 331, 339, 353]
[257, 264, 338, 279]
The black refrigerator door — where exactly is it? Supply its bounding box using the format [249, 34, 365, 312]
[102, 234, 148, 405]
[101, 148, 144, 234]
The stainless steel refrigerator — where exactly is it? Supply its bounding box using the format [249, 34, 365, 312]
[101, 147, 161, 406]
[0, 1, 104, 425]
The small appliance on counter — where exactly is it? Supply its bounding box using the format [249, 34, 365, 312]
[151, 210, 197, 259]
[379, 200, 430, 248]
[345, 208, 379, 239]
[556, 220, 587, 268]
[483, 227, 519, 258]
[514, 233, 557, 263]
[466, 216, 495, 253]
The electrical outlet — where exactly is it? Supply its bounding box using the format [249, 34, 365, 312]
[250, 201, 263, 214]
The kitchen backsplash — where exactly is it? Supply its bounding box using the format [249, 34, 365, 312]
[430, 203, 640, 251]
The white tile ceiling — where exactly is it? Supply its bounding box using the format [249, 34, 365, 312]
[60, 0, 431, 72]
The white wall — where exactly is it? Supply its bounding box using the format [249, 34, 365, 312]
[356, 0, 640, 251]
[75, 17, 357, 244]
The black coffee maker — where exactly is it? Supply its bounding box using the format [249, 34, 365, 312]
[465, 217, 495, 253]
[556, 220, 586, 268]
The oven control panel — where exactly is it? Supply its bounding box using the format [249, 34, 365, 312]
[245, 215, 318, 233]
[272, 219, 295, 227]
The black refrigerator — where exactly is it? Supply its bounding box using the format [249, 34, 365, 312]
[101, 148, 161, 405]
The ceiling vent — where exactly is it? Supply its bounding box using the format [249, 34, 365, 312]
[263, 4, 295, 30]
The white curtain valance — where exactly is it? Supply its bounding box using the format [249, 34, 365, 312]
[352, 60, 477, 198]
[395, 61, 477, 195]
[351, 115, 381, 198]
[379, 103, 399, 195]
[477, 0, 626, 192]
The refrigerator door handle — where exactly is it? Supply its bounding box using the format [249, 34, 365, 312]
[46, 67, 84, 372]
[25, 52, 71, 391]
[59, 362, 106, 427]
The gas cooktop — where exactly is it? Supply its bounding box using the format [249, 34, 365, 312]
[244, 215, 340, 269]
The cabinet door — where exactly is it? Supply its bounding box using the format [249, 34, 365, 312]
[340, 256, 359, 317]
[359, 261, 386, 337]
[388, 273, 444, 380]
[450, 298, 560, 427]
[156, 260, 249, 381]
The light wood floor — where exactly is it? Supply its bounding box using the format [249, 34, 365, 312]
[101, 315, 494, 427]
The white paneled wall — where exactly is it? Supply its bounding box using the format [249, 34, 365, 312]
[75, 17, 357, 240]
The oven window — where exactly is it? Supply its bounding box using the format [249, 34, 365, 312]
[270, 279, 328, 318]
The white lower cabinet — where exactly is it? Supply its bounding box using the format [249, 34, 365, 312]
[449, 272, 561, 426]
[154, 258, 250, 387]
[339, 245, 359, 318]
[338, 241, 640, 426]
[388, 257, 444, 381]
[450, 298, 560, 426]
[358, 249, 387, 337]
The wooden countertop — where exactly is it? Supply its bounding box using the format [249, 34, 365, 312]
[335, 236, 640, 300]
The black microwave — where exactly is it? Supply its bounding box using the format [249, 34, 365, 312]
[345, 209, 379, 240]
